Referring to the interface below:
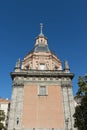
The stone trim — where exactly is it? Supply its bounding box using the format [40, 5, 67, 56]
[11, 70, 74, 80]
[8, 85, 24, 130]
[61, 83, 76, 130]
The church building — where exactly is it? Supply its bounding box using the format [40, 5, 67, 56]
[8, 24, 76, 130]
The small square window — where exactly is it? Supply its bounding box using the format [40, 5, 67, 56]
[40, 64, 45, 70]
[38, 86, 47, 96]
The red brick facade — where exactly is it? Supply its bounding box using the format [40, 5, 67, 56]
[22, 85, 64, 128]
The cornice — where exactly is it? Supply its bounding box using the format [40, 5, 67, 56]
[10, 70, 74, 80]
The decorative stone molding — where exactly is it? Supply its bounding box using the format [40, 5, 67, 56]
[11, 70, 74, 80]
[12, 81, 24, 87]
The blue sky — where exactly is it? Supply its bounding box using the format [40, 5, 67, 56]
[0, 0, 87, 99]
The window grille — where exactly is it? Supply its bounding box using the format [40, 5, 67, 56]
[39, 86, 46, 96]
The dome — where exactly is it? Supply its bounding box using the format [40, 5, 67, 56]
[22, 24, 62, 71]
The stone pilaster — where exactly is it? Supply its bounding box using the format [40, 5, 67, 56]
[8, 80, 24, 130]
[61, 80, 77, 130]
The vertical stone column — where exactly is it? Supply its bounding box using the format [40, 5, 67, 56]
[8, 80, 24, 130]
[61, 80, 77, 130]
[67, 86, 77, 130]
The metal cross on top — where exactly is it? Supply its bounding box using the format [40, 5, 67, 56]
[40, 23, 43, 35]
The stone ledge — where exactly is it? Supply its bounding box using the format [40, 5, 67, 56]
[11, 70, 74, 80]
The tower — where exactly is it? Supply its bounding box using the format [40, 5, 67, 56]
[8, 24, 76, 130]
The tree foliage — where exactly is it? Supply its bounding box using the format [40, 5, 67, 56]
[77, 75, 87, 96]
[0, 110, 6, 130]
[73, 75, 87, 130]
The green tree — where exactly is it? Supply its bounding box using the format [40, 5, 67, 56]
[73, 75, 87, 130]
[0, 110, 6, 130]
